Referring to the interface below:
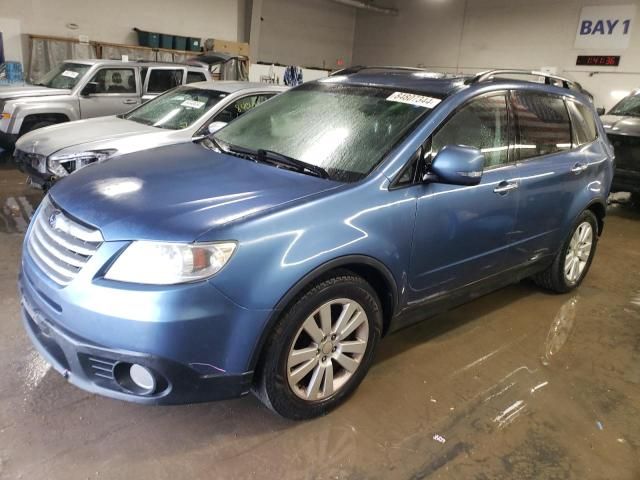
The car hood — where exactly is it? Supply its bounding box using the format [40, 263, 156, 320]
[49, 143, 341, 242]
[16, 117, 163, 157]
[600, 115, 640, 136]
[0, 85, 70, 100]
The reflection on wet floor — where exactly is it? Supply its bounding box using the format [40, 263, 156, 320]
[0, 164, 44, 233]
[541, 295, 578, 365]
[0, 165, 639, 479]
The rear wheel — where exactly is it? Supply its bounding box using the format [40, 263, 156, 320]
[253, 272, 382, 420]
[533, 210, 598, 293]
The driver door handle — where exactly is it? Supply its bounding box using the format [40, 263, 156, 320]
[493, 180, 519, 194]
[123, 99, 138, 105]
[571, 162, 588, 174]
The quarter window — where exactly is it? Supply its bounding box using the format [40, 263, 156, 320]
[567, 101, 597, 146]
[147, 69, 184, 93]
[88, 68, 136, 94]
[186, 71, 207, 84]
[511, 91, 572, 160]
[432, 94, 510, 168]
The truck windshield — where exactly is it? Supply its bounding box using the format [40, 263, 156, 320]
[213, 82, 439, 182]
[35, 62, 91, 89]
[124, 86, 226, 130]
[609, 94, 640, 117]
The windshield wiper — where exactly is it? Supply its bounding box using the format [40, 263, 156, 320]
[226, 144, 330, 179]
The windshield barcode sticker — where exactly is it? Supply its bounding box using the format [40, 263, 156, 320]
[387, 92, 441, 109]
[61, 70, 79, 78]
[181, 100, 206, 109]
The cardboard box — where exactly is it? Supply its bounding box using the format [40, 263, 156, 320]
[211, 39, 249, 57]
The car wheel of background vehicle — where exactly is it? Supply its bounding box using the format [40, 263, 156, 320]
[532, 209, 598, 293]
[253, 270, 382, 420]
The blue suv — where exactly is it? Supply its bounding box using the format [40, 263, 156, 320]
[19, 68, 614, 419]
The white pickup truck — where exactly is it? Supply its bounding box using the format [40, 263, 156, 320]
[0, 59, 211, 151]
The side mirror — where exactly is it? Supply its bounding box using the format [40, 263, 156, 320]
[427, 145, 485, 186]
[81, 81, 99, 96]
[596, 107, 606, 116]
[207, 121, 227, 135]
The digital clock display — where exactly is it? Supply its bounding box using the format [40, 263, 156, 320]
[576, 55, 621, 66]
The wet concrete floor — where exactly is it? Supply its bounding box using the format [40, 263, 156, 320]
[0, 164, 639, 479]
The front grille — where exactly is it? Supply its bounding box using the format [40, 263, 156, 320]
[607, 133, 640, 170]
[27, 197, 103, 286]
[14, 149, 47, 173]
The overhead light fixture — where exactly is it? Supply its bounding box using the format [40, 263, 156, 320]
[329, 0, 398, 15]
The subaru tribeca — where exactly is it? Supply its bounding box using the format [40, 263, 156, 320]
[19, 68, 614, 419]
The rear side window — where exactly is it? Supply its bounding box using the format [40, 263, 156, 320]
[186, 71, 207, 84]
[511, 91, 572, 160]
[432, 94, 510, 168]
[567, 101, 598, 146]
[147, 69, 184, 93]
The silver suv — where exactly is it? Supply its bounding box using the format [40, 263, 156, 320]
[0, 59, 211, 151]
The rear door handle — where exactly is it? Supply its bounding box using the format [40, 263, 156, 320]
[493, 180, 519, 194]
[123, 99, 138, 104]
[571, 162, 588, 174]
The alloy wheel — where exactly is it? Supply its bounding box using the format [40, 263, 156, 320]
[286, 298, 369, 401]
[564, 221, 593, 284]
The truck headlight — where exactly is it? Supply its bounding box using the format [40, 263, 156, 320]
[104, 241, 236, 285]
[48, 149, 117, 177]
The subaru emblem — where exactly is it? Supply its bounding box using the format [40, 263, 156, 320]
[49, 211, 61, 230]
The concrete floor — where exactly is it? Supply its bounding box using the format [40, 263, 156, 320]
[1, 164, 639, 479]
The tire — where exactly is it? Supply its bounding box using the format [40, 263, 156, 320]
[533, 209, 599, 293]
[253, 270, 383, 420]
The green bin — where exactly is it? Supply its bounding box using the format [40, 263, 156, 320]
[187, 37, 201, 52]
[134, 28, 160, 48]
[173, 35, 188, 51]
[160, 34, 174, 49]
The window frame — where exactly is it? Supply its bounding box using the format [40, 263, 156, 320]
[390, 90, 515, 189]
[509, 90, 575, 164]
[84, 67, 139, 96]
[143, 67, 187, 94]
[566, 98, 599, 148]
[186, 70, 208, 84]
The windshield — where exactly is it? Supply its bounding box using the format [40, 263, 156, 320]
[609, 94, 640, 117]
[35, 62, 91, 89]
[123, 86, 227, 130]
[213, 83, 438, 182]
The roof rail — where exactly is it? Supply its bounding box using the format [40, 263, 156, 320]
[468, 69, 584, 92]
[330, 65, 438, 76]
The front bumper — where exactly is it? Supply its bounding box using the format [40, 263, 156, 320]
[19, 235, 273, 404]
[21, 291, 252, 404]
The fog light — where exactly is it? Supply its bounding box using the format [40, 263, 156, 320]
[129, 364, 156, 392]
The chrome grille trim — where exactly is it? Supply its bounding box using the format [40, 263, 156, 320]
[27, 197, 103, 286]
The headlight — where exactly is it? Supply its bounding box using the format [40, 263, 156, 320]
[104, 241, 236, 285]
[48, 149, 117, 177]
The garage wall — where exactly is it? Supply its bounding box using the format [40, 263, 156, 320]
[1, 0, 239, 50]
[352, 0, 640, 109]
[257, 0, 356, 69]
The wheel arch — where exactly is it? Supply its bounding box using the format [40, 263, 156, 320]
[19, 113, 71, 135]
[585, 199, 606, 235]
[248, 255, 399, 371]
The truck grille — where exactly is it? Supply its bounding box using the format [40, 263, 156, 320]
[607, 133, 640, 170]
[27, 197, 103, 286]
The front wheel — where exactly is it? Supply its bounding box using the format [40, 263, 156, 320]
[533, 210, 599, 293]
[253, 271, 382, 420]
